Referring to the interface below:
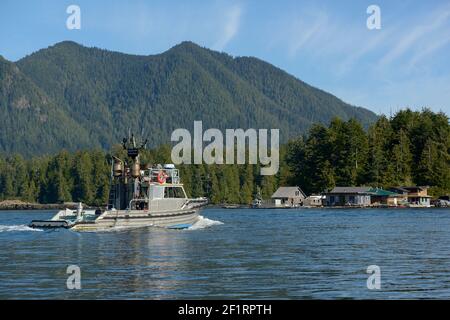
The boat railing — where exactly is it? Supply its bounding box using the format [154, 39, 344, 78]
[147, 168, 180, 184]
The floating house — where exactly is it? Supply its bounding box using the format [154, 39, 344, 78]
[324, 187, 372, 207]
[389, 186, 431, 207]
[304, 194, 325, 207]
[271, 186, 306, 207]
[387, 187, 409, 204]
[324, 185, 432, 207]
[368, 188, 403, 206]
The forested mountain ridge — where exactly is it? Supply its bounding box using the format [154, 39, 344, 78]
[1, 41, 378, 156]
[0, 55, 91, 154]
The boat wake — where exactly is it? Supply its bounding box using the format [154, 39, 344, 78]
[0, 224, 43, 232]
[188, 215, 223, 230]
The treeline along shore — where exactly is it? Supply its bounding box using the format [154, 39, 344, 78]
[0, 109, 449, 207]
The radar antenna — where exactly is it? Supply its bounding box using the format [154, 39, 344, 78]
[122, 132, 147, 160]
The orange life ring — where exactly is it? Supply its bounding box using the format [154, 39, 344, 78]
[157, 170, 167, 184]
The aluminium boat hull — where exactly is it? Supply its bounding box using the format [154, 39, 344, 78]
[30, 208, 200, 231]
[70, 209, 199, 231]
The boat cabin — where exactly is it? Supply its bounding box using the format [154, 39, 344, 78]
[108, 164, 188, 211]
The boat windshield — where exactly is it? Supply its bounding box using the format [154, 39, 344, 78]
[164, 186, 186, 198]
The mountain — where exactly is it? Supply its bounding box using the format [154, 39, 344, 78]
[0, 41, 378, 156]
[0, 55, 91, 155]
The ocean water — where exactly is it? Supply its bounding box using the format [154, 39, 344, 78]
[1, 207, 450, 299]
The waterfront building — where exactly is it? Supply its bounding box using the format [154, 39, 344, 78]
[368, 188, 403, 206]
[404, 186, 432, 207]
[390, 186, 432, 207]
[388, 187, 409, 204]
[304, 194, 325, 207]
[324, 187, 372, 207]
[271, 186, 306, 207]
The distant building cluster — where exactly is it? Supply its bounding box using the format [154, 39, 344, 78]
[269, 185, 445, 208]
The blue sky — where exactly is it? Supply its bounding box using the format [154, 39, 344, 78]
[1, 0, 449, 115]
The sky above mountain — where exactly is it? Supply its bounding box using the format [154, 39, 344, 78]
[1, 0, 449, 115]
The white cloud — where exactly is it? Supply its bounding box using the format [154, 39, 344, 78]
[408, 33, 450, 69]
[266, 3, 450, 115]
[335, 29, 390, 76]
[379, 7, 450, 67]
[288, 11, 328, 57]
[212, 4, 242, 51]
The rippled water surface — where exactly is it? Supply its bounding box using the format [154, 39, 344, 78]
[1, 208, 450, 299]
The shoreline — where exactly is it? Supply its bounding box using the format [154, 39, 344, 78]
[0, 201, 97, 211]
[216, 204, 447, 210]
[0, 201, 445, 211]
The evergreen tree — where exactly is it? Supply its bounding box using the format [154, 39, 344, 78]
[73, 151, 94, 204]
[239, 164, 254, 204]
[91, 151, 110, 206]
[261, 174, 276, 200]
[390, 129, 413, 185]
[208, 165, 221, 204]
[365, 116, 393, 187]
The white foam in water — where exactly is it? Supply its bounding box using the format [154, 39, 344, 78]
[188, 215, 223, 230]
[0, 224, 43, 232]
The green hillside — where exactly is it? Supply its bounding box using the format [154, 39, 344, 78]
[0, 56, 91, 155]
[0, 41, 378, 155]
